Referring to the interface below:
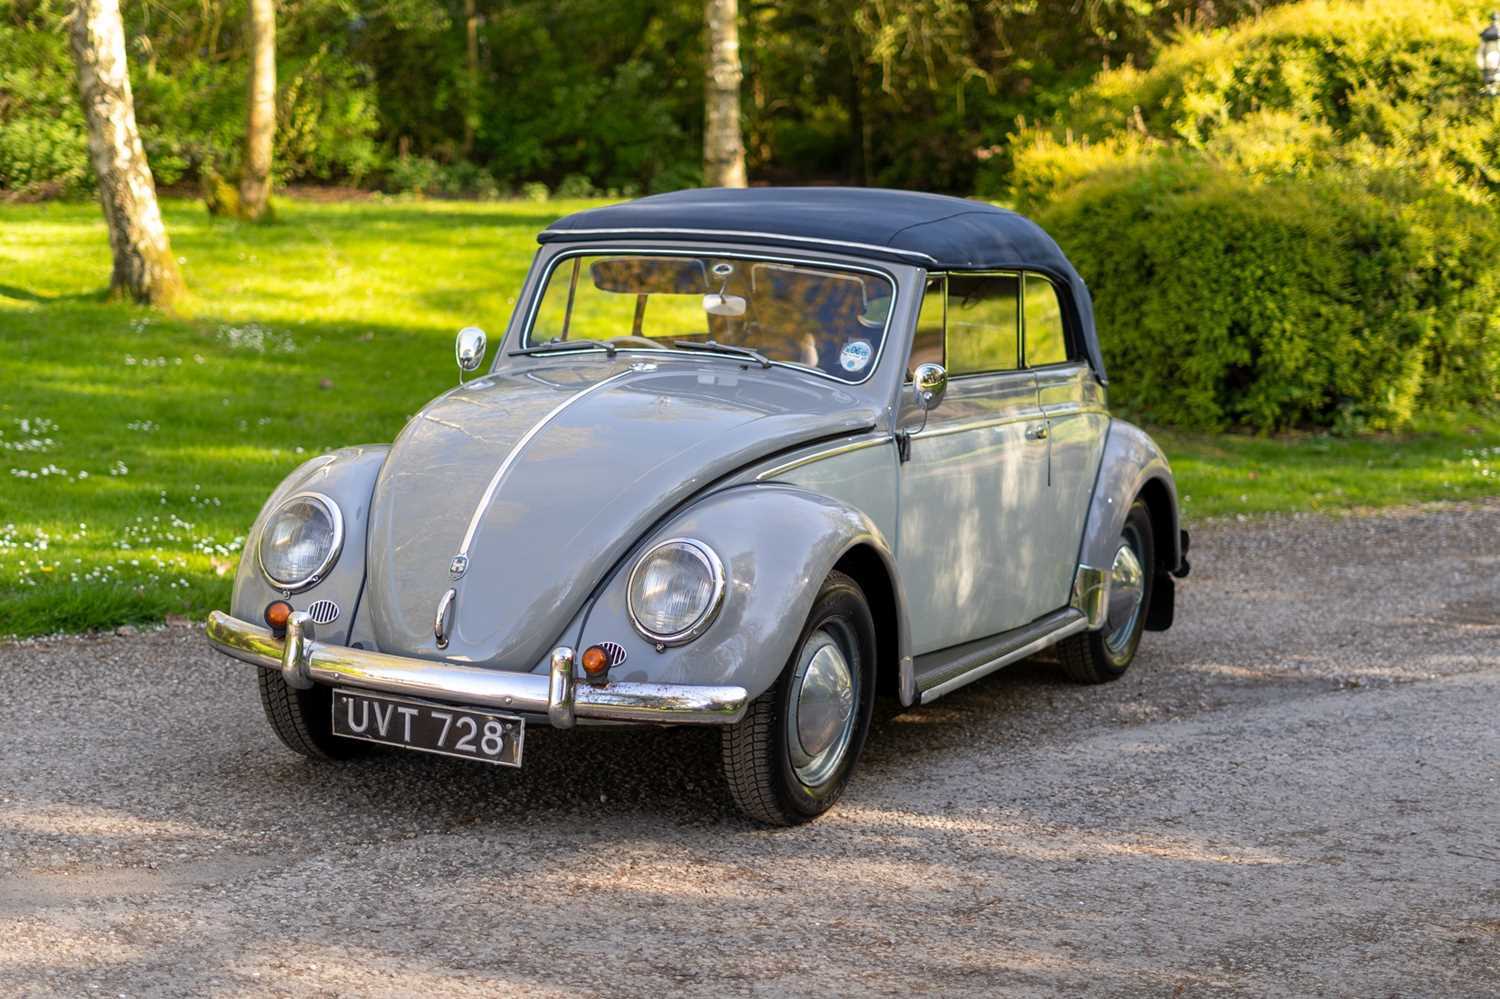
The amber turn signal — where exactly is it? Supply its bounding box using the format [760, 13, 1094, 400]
[264, 600, 293, 634]
[580, 645, 611, 681]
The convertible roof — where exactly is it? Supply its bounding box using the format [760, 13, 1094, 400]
[540, 187, 1106, 382]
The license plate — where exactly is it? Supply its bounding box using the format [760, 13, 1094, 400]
[331, 688, 524, 767]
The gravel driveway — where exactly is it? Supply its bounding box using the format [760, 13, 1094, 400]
[1, 502, 1497, 998]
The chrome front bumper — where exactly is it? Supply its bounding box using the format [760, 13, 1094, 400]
[205, 610, 749, 728]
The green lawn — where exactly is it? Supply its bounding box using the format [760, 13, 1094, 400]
[1, 196, 1497, 638]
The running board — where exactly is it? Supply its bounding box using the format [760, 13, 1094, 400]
[912, 608, 1088, 705]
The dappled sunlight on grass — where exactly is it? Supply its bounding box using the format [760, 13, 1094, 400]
[2, 195, 1496, 637]
[0, 196, 599, 636]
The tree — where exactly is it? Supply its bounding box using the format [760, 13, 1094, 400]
[239, 0, 276, 220]
[68, 0, 183, 307]
[703, 0, 746, 187]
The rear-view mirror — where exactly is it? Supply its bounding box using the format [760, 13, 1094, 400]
[703, 293, 748, 317]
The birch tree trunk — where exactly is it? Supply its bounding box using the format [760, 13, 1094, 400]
[462, 0, 479, 158]
[69, 0, 183, 307]
[239, 0, 276, 220]
[703, 0, 746, 188]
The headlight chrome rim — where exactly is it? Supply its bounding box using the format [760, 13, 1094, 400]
[256, 491, 344, 593]
[626, 537, 726, 646]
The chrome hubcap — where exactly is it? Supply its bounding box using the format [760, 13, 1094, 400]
[1103, 537, 1145, 655]
[787, 627, 856, 788]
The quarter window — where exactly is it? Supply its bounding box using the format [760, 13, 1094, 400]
[947, 273, 1020, 375]
[909, 276, 945, 372]
[1023, 274, 1068, 367]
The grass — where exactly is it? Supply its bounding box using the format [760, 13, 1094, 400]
[1, 195, 1497, 639]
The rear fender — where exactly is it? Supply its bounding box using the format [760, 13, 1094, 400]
[1076, 421, 1183, 631]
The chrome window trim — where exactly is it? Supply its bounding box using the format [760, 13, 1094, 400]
[257, 491, 345, 593]
[455, 369, 635, 560]
[908, 271, 1084, 380]
[626, 537, 727, 647]
[515, 245, 901, 388]
[542, 228, 939, 264]
[755, 435, 894, 480]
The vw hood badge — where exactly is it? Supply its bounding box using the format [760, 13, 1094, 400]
[449, 554, 469, 579]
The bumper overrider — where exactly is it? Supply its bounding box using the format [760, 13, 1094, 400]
[205, 610, 750, 728]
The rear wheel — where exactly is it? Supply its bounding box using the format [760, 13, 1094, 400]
[256, 669, 369, 760]
[720, 571, 876, 825]
[1057, 498, 1155, 684]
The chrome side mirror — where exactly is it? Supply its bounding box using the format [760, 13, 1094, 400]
[912, 362, 948, 411]
[455, 326, 487, 382]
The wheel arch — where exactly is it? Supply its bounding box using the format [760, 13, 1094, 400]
[1078, 420, 1183, 573]
[832, 542, 904, 703]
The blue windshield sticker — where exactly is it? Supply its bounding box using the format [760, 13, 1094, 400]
[840, 340, 873, 372]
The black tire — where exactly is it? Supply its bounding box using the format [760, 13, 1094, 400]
[1057, 498, 1155, 684]
[720, 570, 877, 825]
[256, 669, 369, 760]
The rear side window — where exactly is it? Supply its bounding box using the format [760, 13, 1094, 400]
[947, 273, 1019, 375]
[1023, 274, 1068, 367]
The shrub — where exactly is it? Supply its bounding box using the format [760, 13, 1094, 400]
[1037, 158, 1500, 431]
[554, 173, 598, 199]
[0, 23, 91, 197]
[1024, 0, 1500, 200]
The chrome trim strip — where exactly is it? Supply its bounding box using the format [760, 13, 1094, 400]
[541, 227, 939, 263]
[916, 609, 1089, 704]
[207, 611, 749, 726]
[514, 247, 900, 388]
[756, 435, 893, 480]
[455, 369, 634, 558]
[909, 407, 1109, 442]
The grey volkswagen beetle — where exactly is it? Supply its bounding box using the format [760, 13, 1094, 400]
[207, 188, 1189, 825]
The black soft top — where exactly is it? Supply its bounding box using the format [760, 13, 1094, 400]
[541, 187, 1106, 382]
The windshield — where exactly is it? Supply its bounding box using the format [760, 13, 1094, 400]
[525, 253, 895, 382]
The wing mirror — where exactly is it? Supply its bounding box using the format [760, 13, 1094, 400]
[455, 326, 487, 382]
[912, 362, 948, 411]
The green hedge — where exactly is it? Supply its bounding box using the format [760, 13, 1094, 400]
[1011, 0, 1500, 431]
[1038, 159, 1500, 431]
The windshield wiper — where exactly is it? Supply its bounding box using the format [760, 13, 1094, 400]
[672, 339, 773, 369]
[510, 337, 617, 357]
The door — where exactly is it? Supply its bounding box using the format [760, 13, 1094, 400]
[1024, 274, 1109, 609]
[896, 273, 1054, 656]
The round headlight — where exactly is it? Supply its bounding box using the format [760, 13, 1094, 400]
[627, 538, 725, 645]
[257, 492, 343, 592]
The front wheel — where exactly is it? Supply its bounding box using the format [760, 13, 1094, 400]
[256, 669, 370, 760]
[720, 571, 876, 825]
[1057, 498, 1155, 684]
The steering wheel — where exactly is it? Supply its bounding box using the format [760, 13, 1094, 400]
[609, 335, 661, 349]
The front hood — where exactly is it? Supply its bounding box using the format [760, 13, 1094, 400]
[365, 356, 877, 668]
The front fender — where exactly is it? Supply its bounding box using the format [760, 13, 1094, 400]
[567, 483, 907, 701]
[1078, 420, 1183, 574]
[230, 446, 389, 645]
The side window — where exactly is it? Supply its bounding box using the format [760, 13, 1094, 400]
[907, 275, 945, 375]
[947, 273, 1020, 376]
[1023, 273, 1069, 367]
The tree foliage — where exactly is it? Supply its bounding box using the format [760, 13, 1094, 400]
[1015, 0, 1500, 431]
[1, 0, 1284, 196]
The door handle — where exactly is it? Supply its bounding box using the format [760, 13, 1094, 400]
[1025, 422, 1049, 441]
